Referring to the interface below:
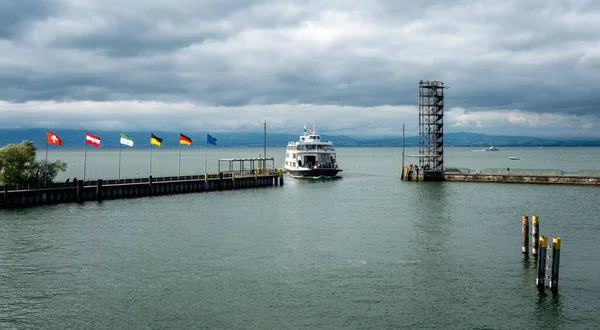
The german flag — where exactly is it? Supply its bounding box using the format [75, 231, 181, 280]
[179, 133, 192, 145]
[150, 133, 163, 147]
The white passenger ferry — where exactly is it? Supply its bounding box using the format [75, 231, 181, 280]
[283, 123, 342, 178]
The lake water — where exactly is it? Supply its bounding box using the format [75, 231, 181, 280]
[1, 147, 600, 329]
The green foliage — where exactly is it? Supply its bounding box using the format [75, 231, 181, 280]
[0, 140, 66, 185]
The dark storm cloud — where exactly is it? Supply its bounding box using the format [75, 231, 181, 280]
[0, 0, 599, 136]
[0, 0, 61, 39]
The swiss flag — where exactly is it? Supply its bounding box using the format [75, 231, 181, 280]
[86, 132, 101, 147]
[47, 131, 62, 146]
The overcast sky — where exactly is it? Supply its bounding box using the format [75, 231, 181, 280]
[1, 0, 599, 137]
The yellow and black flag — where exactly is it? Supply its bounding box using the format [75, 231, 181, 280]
[150, 133, 163, 147]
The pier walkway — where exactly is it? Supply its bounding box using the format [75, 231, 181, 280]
[401, 167, 600, 185]
[1, 169, 283, 208]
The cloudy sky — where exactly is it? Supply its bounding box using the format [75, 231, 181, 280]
[1, 0, 599, 137]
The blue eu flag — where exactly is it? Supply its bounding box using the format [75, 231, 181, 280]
[207, 134, 217, 145]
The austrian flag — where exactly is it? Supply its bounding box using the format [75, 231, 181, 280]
[86, 132, 102, 147]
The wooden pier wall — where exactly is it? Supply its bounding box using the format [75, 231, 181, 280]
[1, 171, 284, 208]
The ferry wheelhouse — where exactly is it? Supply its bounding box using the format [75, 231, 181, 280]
[283, 124, 342, 178]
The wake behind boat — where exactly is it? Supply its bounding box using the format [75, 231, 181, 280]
[283, 123, 342, 178]
[473, 145, 500, 152]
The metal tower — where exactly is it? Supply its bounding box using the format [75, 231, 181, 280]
[418, 80, 444, 171]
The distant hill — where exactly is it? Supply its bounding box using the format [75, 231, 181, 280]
[1, 128, 600, 148]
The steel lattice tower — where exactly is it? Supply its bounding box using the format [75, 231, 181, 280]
[418, 80, 444, 171]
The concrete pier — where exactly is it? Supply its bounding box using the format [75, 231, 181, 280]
[0, 170, 281, 209]
[401, 167, 600, 185]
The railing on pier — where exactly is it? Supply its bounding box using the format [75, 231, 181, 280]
[1, 170, 281, 192]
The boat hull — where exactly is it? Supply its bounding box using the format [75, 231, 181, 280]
[285, 168, 342, 178]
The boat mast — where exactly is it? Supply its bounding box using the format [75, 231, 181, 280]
[263, 120, 267, 170]
[402, 122, 405, 173]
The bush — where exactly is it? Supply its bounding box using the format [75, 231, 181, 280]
[0, 140, 67, 185]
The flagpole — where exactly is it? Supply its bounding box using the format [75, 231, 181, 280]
[178, 142, 181, 177]
[149, 133, 152, 177]
[204, 143, 208, 175]
[45, 131, 49, 185]
[118, 133, 122, 181]
[83, 142, 88, 182]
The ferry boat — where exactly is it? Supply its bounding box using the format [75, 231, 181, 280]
[283, 123, 342, 178]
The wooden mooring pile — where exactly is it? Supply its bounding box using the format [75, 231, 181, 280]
[521, 215, 561, 292]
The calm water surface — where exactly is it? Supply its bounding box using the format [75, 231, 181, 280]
[1, 147, 600, 329]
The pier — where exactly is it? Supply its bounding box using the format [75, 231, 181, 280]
[401, 167, 600, 185]
[1, 158, 284, 208]
[400, 80, 600, 185]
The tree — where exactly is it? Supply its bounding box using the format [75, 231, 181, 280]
[0, 140, 67, 186]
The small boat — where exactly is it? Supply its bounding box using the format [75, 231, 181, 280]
[283, 122, 342, 178]
[509, 156, 520, 160]
[474, 145, 500, 152]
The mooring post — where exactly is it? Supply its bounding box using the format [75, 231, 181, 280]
[96, 179, 103, 201]
[231, 171, 236, 188]
[532, 215, 540, 258]
[536, 236, 547, 289]
[148, 175, 153, 195]
[522, 216, 530, 257]
[279, 169, 284, 186]
[76, 179, 83, 203]
[549, 237, 561, 293]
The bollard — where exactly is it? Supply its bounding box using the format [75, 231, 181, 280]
[522, 216, 530, 257]
[204, 173, 208, 181]
[549, 237, 561, 293]
[532, 215, 540, 258]
[536, 236, 547, 289]
[279, 169, 284, 186]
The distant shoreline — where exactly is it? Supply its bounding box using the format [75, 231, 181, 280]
[3, 129, 600, 148]
[29, 145, 600, 150]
